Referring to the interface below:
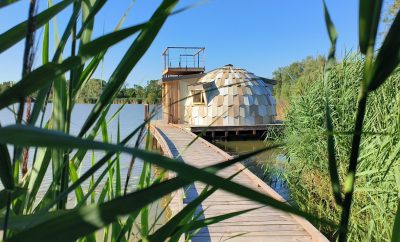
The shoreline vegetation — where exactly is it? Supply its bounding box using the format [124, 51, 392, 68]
[268, 3, 400, 239]
[272, 54, 400, 241]
[1, 0, 400, 241]
[0, 79, 162, 104]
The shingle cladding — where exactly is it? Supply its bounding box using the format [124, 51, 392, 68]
[184, 65, 276, 126]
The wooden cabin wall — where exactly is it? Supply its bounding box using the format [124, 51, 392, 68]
[162, 81, 180, 123]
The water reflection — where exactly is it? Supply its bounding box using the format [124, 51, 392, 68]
[214, 140, 291, 201]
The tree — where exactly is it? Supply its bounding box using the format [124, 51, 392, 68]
[272, 56, 325, 101]
[144, 80, 161, 104]
[384, 0, 400, 25]
[76, 79, 106, 103]
[0, 81, 14, 94]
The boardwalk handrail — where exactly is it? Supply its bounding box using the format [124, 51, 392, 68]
[149, 124, 184, 221]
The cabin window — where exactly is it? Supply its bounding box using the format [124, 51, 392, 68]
[192, 90, 205, 104]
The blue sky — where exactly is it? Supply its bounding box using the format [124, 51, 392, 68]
[0, 0, 377, 86]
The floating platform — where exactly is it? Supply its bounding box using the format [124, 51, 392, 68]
[149, 122, 327, 242]
[181, 124, 284, 140]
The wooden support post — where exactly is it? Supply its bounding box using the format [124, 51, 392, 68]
[235, 130, 239, 135]
[253, 130, 256, 135]
[212, 131, 215, 139]
[225, 131, 229, 140]
[144, 104, 149, 121]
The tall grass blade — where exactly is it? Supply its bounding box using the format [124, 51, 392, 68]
[322, 0, 337, 60]
[0, 0, 19, 8]
[322, 3, 342, 205]
[325, 94, 343, 205]
[80, 23, 146, 57]
[24, 148, 51, 211]
[79, 0, 178, 136]
[76, 0, 107, 38]
[68, 161, 85, 205]
[392, 201, 400, 242]
[0, 188, 25, 209]
[0, 125, 327, 225]
[77, 159, 117, 207]
[358, 0, 383, 55]
[0, 0, 75, 53]
[7, 178, 188, 242]
[52, 0, 82, 62]
[149, 187, 215, 241]
[0, 144, 14, 189]
[51, 75, 68, 209]
[368, 9, 400, 91]
[79, 0, 95, 45]
[180, 207, 262, 236]
[29, 15, 50, 126]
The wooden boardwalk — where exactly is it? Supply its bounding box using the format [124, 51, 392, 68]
[150, 123, 328, 242]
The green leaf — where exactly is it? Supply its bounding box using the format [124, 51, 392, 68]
[76, 0, 107, 38]
[69, 161, 85, 205]
[7, 148, 273, 241]
[7, 178, 188, 242]
[80, 23, 147, 57]
[325, 90, 342, 205]
[368, 9, 400, 91]
[183, 207, 262, 236]
[150, 170, 242, 241]
[359, 0, 383, 54]
[392, 201, 400, 242]
[322, 0, 338, 61]
[0, 210, 67, 230]
[150, 187, 216, 241]
[0, 124, 327, 227]
[0, 56, 83, 110]
[0, 187, 25, 209]
[52, 0, 82, 62]
[0, 143, 14, 190]
[51, 75, 68, 209]
[80, 0, 96, 45]
[0, 0, 19, 8]
[79, 0, 179, 136]
[77, 158, 117, 208]
[0, 0, 75, 53]
[24, 148, 51, 211]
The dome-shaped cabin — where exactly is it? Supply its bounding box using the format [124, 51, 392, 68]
[183, 65, 276, 126]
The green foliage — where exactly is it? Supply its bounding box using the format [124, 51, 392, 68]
[75, 78, 105, 103]
[0, 81, 14, 94]
[284, 56, 400, 241]
[384, 0, 400, 25]
[272, 56, 325, 102]
[0, 1, 315, 241]
[2, 0, 400, 241]
[117, 80, 162, 104]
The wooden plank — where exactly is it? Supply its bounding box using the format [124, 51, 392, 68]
[150, 122, 328, 242]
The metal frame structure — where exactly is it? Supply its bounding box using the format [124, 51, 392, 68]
[162, 47, 205, 77]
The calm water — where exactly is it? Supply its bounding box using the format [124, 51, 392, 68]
[0, 104, 161, 195]
[214, 140, 290, 200]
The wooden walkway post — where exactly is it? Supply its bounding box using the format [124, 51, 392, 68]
[144, 104, 149, 121]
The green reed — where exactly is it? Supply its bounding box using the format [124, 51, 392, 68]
[1, 0, 399, 241]
[284, 55, 400, 241]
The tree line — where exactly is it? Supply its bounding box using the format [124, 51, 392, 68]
[0, 79, 162, 104]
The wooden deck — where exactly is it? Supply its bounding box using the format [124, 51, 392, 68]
[150, 123, 328, 242]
